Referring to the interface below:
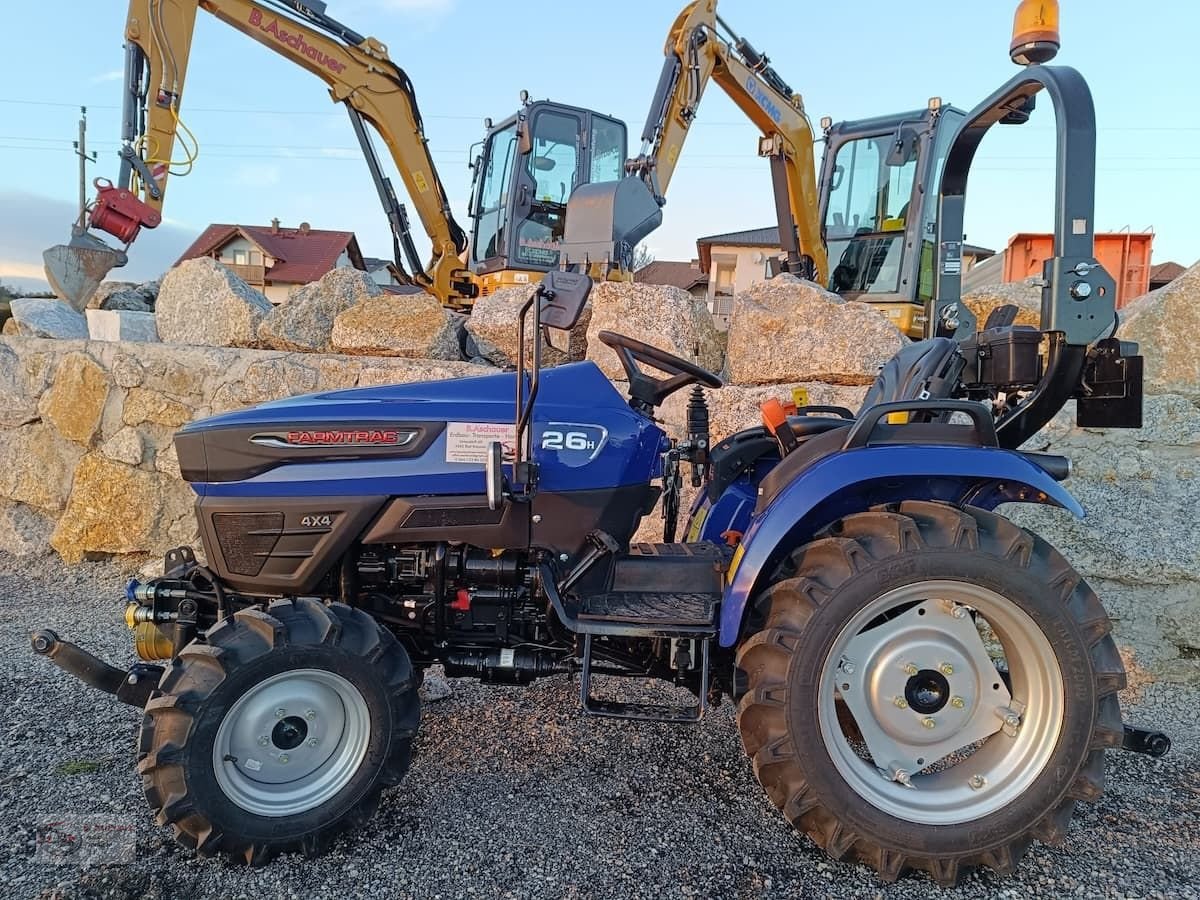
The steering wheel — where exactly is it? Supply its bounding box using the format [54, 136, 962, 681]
[597, 330, 722, 411]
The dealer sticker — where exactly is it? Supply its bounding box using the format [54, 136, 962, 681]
[445, 422, 516, 464]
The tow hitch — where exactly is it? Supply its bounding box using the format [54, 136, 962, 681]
[1120, 724, 1172, 758]
[30, 629, 161, 708]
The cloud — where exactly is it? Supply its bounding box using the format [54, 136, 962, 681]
[89, 69, 124, 84]
[0, 190, 198, 285]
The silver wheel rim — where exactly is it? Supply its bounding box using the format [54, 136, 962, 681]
[213, 668, 371, 817]
[817, 580, 1064, 825]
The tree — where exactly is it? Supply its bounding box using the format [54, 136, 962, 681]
[631, 244, 655, 272]
[0, 280, 13, 302]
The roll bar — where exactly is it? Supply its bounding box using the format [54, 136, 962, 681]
[929, 64, 1117, 346]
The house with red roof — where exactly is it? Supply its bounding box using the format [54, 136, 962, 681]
[175, 219, 370, 303]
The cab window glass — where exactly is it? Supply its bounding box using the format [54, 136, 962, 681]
[825, 133, 918, 295]
[515, 112, 580, 268]
[472, 123, 517, 264]
[528, 112, 579, 204]
[590, 117, 626, 183]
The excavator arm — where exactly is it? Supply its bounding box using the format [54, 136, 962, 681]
[46, 0, 475, 308]
[626, 0, 828, 283]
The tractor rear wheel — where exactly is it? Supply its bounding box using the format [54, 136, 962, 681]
[138, 598, 419, 863]
[735, 501, 1125, 886]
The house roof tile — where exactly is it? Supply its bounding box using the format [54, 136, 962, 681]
[634, 260, 708, 291]
[176, 223, 363, 284]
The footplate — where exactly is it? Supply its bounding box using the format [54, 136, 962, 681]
[577, 591, 718, 637]
[580, 633, 711, 723]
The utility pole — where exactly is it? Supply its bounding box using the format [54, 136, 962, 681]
[72, 106, 97, 219]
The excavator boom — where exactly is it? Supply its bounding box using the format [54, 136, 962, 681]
[45, 0, 475, 309]
[563, 0, 827, 284]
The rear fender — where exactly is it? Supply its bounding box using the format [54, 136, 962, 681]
[718, 444, 1082, 647]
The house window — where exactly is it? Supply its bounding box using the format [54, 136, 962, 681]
[233, 250, 249, 266]
[711, 256, 737, 318]
[249, 250, 263, 266]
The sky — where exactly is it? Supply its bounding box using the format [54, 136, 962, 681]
[1, 0, 1196, 291]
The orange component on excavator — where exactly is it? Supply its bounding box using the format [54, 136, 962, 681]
[88, 179, 162, 244]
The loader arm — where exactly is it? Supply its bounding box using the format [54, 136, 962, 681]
[52, 0, 473, 306]
[628, 0, 827, 282]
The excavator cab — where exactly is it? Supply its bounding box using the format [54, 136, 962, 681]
[817, 102, 965, 337]
[469, 100, 629, 295]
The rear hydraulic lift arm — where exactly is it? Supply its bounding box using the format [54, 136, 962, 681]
[627, 0, 828, 283]
[106, 0, 473, 303]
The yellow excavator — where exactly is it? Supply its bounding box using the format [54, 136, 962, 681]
[562, 0, 1061, 337]
[43, 0, 655, 310]
[47, 0, 1058, 335]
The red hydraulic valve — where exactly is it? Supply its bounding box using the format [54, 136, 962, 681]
[88, 178, 162, 244]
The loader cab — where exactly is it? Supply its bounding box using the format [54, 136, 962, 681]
[818, 103, 965, 337]
[469, 100, 627, 295]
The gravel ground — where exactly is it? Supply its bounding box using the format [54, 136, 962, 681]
[0, 552, 1196, 900]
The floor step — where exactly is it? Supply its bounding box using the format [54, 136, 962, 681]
[577, 591, 718, 637]
[580, 633, 711, 723]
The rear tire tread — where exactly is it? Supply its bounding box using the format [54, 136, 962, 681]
[735, 501, 1124, 885]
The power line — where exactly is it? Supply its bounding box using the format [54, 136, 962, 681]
[11, 99, 1199, 133]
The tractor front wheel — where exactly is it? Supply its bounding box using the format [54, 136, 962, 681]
[138, 598, 419, 863]
[735, 501, 1125, 886]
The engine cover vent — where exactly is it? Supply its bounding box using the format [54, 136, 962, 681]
[212, 512, 284, 576]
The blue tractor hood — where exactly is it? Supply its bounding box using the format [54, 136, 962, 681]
[174, 361, 669, 496]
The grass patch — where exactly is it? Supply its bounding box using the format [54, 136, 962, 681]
[56, 759, 106, 776]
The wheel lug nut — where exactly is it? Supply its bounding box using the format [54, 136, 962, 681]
[275, 708, 286, 718]
[305, 709, 316, 720]
[893, 696, 909, 709]
[939, 663, 954, 676]
[903, 663, 918, 676]
[921, 717, 936, 729]
[842, 662, 855, 675]
[257, 735, 269, 746]
[969, 774, 987, 790]
[278, 754, 289, 764]
[951, 696, 965, 709]
[307, 738, 318, 747]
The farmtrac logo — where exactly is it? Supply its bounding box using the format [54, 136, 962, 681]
[285, 429, 403, 446]
[248, 8, 347, 74]
[745, 74, 782, 124]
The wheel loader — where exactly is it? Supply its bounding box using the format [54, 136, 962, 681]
[32, 31, 1172, 883]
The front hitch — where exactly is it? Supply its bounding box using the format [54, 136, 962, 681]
[30, 629, 160, 708]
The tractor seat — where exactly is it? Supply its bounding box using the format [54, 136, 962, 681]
[764, 338, 963, 453]
[708, 338, 966, 502]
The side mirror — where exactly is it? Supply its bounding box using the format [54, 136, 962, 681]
[538, 270, 592, 330]
[485, 440, 506, 510]
[886, 125, 920, 166]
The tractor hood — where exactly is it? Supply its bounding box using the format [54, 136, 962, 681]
[174, 361, 666, 493]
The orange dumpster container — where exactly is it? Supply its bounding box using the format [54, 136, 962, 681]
[1003, 231, 1153, 308]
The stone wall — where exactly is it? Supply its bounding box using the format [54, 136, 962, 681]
[0, 337, 487, 564]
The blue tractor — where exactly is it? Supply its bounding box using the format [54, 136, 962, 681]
[32, 65, 1169, 883]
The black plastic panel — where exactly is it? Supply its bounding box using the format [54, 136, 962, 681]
[196, 495, 387, 594]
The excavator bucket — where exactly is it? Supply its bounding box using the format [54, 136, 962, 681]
[43, 233, 126, 312]
[560, 177, 662, 272]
